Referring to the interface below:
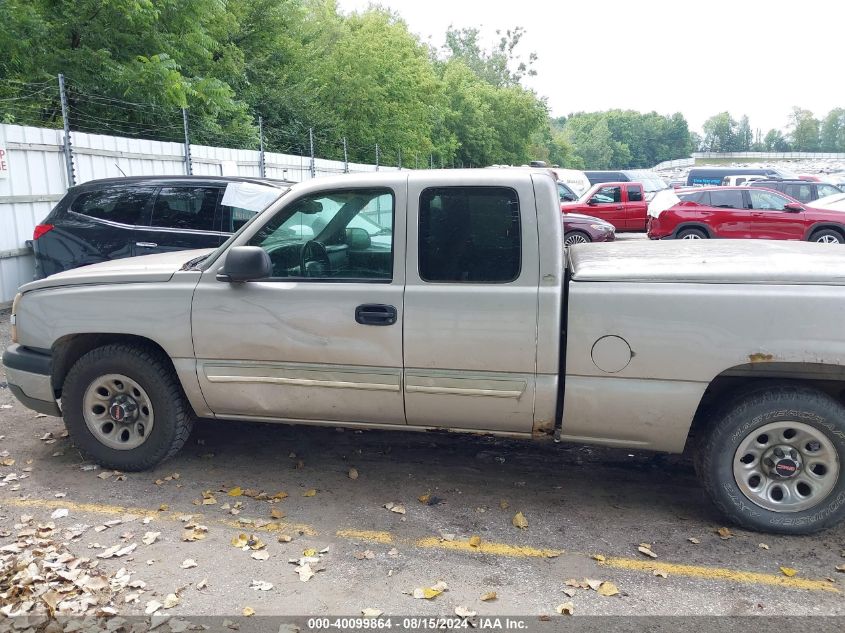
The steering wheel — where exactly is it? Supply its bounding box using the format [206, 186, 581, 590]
[300, 240, 331, 277]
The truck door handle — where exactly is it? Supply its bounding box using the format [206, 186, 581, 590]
[135, 242, 158, 248]
[355, 304, 397, 326]
[615, 205, 624, 209]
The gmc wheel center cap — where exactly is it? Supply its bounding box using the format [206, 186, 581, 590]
[108, 395, 138, 423]
[774, 458, 799, 478]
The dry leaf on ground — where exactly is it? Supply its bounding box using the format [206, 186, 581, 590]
[362, 608, 383, 617]
[455, 606, 477, 618]
[687, 537, 700, 544]
[50, 508, 69, 519]
[163, 593, 180, 609]
[348, 468, 359, 480]
[716, 527, 733, 540]
[759, 543, 770, 550]
[181, 559, 197, 569]
[469, 536, 482, 548]
[653, 569, 668, 578]
[480, 591, 497, 601]
[251, 550, 270, 561]
[243, 607, 255, 617]
[270, 508, 285, 520]
[556, 602, 574, 615]
[142, 531, 160, 545]
[592, 554, 606, 562]
[228, 487, 243, 497]
[597, 582, 619, 597]
[512, 512, 528, 529]
[638, 545, 657, 558]
[250, 580, 273, 591]
[303, 489, 317, 497]
[780, 566, 798, 577]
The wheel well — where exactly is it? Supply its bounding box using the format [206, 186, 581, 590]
[51, 334, 174, 396]
[673, 223, 711, 238]
[685, 362, 845, 452]
[807, 224, 845, 240]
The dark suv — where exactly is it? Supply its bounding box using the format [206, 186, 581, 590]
[751, 179, 842, 204]
[32, 176, 290, 278]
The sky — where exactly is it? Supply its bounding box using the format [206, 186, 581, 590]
[336, 0, 841, 135]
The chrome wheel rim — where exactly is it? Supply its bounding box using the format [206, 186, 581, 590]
[733, 421, 839, 513]
[564, 233, 589, 246]
[83, 373, 154, 450]
[816, 234, 841, 244]
[681, 233, 703, 240]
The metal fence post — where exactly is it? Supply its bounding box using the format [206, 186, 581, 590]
[343, 137, 349, 174]
[258, 115, 266, 178]
[57, 74, 76, 186]
[397, 148, 402, 170]
[430, 154, 434, 169]
[182, 108, 192, 175]
[375, 144, 380, 171]
[308, 127, 316, 178]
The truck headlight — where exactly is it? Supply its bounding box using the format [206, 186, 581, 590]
[10, 292, 21, 343]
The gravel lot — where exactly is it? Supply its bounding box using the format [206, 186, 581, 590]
[1, 306, 844, 626]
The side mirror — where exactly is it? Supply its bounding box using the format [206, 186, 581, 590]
[216, 246, 271, 282]
[784, 202, 804, 213]
[587, 197, 598, 205]
[561, 194, 576, 202]
[345, 227, 371, 250]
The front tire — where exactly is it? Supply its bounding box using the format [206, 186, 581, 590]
[809, 229, 844, 244]
[676, 227, 707, 240]
[696, 383, 845, 534]
[564, 231, 591, 246]
[62, 344, 194, 471]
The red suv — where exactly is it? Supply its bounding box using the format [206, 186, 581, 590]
[561, 182, 648, 231]
[647, 186, 845, 243]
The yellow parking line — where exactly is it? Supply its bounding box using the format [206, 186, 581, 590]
[336, 529, 837, 593]
[1, 497, 317, 536]
[600, 556, 838, 593]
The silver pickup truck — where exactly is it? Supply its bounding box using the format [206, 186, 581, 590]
[4, 170, 845, 534]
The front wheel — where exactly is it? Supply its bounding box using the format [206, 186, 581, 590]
[809, 229, 844, 244]
[564, 231, 591, 246]
[676, 228, 707, 240]
[62, 344, 194, 471]
[696, 383, 845, 534]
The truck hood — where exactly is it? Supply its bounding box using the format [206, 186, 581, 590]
[569, 240, 845, 285]
[21, 249, 214, 293]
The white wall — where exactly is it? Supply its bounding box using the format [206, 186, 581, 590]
[0, 123, 396, 304]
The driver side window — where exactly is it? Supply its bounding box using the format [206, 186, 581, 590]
[247, 189, 394, 280]
[749, 190, 789, 211]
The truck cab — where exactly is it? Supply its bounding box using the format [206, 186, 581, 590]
[561, 181, 648, 231]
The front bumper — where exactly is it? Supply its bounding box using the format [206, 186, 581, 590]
[2, 344, 62, 417]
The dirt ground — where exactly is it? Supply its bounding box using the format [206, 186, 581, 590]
[1, 306, 844, 626]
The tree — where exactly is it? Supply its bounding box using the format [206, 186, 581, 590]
[443, 26, 537, 87]
[702, 112, 737, 152]
[736, 115, 753, 151]
[788, 107, 820, 151]
[764, 129, 790, 152]
[820, 108, 845, 152]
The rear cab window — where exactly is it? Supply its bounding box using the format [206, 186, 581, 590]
[418, 186, 520, 283]
[627, 185, 644, 202]
[70, 186, 155, 226]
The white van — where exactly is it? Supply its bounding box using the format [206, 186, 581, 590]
[722, 174, 767, 186]
[550, 168, 591, 196]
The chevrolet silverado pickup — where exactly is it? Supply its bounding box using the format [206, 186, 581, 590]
[4, 169, 845, 534]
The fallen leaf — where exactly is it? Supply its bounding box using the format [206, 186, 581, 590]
[278, 535, 292, 543]
[228, 487, 243, 497]
[181, 558, 198, 569]
[563, 588, 577, 597]
[268, 508, 286, 521]
[163, 593, 180, 609]
[638, 545, 657, 558]
[362, 608, 383, 617]
[480, 591, 497, 601]
[716, 527, 733, 540]
[759, 543, 770, 550]
[197, 578, 209, 589]
[469, 535, 482, 548]
[251, 550, 270, 561]
[242, 607, 255, 617]
[250, 580, 273, 591]
[295, 563, 315, 582]
[418, 494, 431, 504]
[835, 564, 845, 573]
[512, 512, 528, 529]
[355, 550, 375, 560]
[687, 537, 700, 544]
[348, 468, 359, 480]
[303, 489, 317, 497]
[592, 554, 606, 562]
[585, 579, 603, 591]
[142, 531, 161, 545]
[51, 508, 69, 519]
[182, 526, 208, 542]
[98, 472, 112, 480]
[653, 569, 668, 578]
[556, 602, 574, 615]
[455, 606, 477, 618]
[780, 566, 798, 577]
[303, 548, 317, 557]
[597, 582, 619, 597]
[272, 491, 289, 500]
[145, 600, 163, 615]
[499, 500, 510, 510]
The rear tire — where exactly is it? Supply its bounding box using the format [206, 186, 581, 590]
[62, 344, 194, 471]
[696, 383, 845, 534]
[564, 231, 591, 246]
[809, 229, 844, 244]
[676, 228, 707, 240]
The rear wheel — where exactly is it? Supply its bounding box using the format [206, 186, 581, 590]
[62, 344, 194, 471]
[564, 231, 591, 246]
[809, 229, 844, 244]
[676, 227, 707, 240]
[696, 383, 845, 534]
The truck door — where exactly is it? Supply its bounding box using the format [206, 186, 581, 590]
[586, 185, 626, 230]
[625, 184, 648, 230]
[191, 181, 407, 425]
[402, 174, 539, 433]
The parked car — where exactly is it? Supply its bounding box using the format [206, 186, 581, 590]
[9, 168, 845, 534]
[648, 186, 845, 242]
[583, 170, 668, 201]
[748, 179, 842, 203]
[550, 168, 591, 196]
[562, 213, 616, 245]
[721, 174, 767, 186]
[556, 181, 578, 202]
[562, 181, 648, 231]
[685, 167, 793, 187]
[31, 176, 290, 278]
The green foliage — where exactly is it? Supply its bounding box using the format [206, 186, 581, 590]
[702, 112, 737, 152]
[764, 129, 791, 152]
[820, 109, 845, 152]
[788, 107, 820, 152]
